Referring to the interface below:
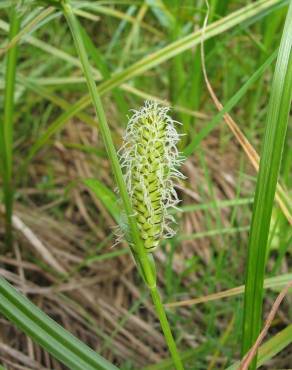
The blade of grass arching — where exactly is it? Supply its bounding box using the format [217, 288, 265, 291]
[253, 324, 292, 369]
[241, 2, 292, 368]
[0, 8, 20, 249]
[61, 2, 184, 369]
[18, 74, 208, 176]
[0, 277, 119, 370]
[226, 325, 292, 370]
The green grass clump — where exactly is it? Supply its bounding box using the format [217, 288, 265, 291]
[0, 7, 20, 249]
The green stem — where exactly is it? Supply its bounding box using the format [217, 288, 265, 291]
[61, 1, 184, 368]
[1, 8, 20, 249]
[150, 286, 184, 370]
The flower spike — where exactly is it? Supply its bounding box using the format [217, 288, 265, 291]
[119, 101, 184, 252]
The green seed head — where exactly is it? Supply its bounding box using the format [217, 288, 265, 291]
[119, 101, 184, 252]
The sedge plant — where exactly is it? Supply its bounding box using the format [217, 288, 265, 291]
[60, 0, 184, 369]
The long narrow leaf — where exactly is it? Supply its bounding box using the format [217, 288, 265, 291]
[241, 2, 292, 368]
[0, 278, 119, 370]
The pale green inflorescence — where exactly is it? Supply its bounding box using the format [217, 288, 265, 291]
[120, 101, 184, 252]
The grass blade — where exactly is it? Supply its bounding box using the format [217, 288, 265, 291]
[165, 273, 292, 307]
[241, 2, 292, 368]
[83, 178, 122, 224]
[0, 8, 20, 249]
[0, 277, 119, 370]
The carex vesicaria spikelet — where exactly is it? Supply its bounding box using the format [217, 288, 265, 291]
[120, 101, 184, 252]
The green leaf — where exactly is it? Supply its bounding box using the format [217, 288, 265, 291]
[0, 277, 119, 370]
[0, 8, 20, 249]
[241, 1, 292, 368]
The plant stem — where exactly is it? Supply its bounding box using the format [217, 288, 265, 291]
[0, 8, 20, 249]
[150, 286, 184, 370]
[61, 1, 184, 368]
[0, 277, 119, 370]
